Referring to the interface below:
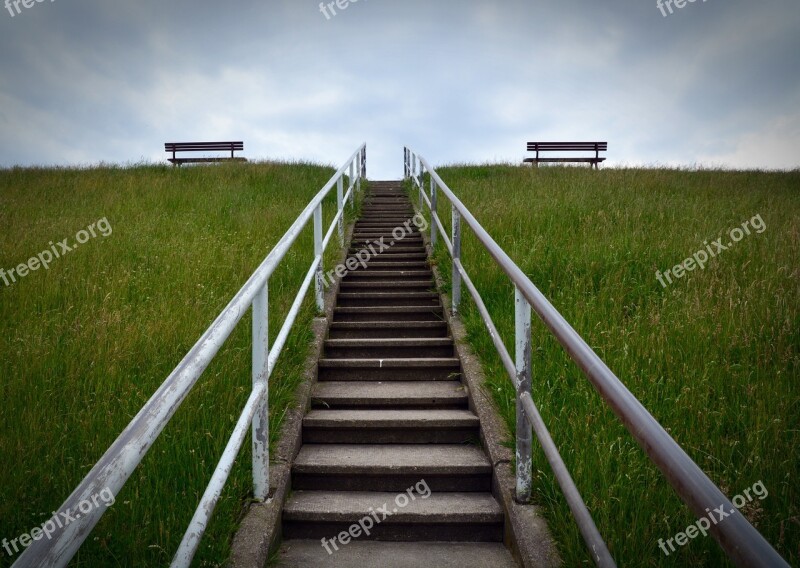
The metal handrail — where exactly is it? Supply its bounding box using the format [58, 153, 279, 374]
[403, 146, 788, 568]
[13, 144, 367, 568]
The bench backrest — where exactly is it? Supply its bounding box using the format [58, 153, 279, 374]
[527, 142, 607, 152]
[165, 142, 244, 153]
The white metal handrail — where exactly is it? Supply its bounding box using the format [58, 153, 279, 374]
[404, 146, 788, 568]
[13, 144, 367, 568]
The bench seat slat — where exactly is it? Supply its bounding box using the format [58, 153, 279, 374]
[524, 141, 607, 169]
[527, 143, 607, 151]
[165, 141, 245, 166]
[165, 142, 244, 151]
[523, 157, 606, 163]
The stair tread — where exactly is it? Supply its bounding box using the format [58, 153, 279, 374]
[318, 358, 459, 367]
[304, 409, 478, 427]
[274, 540, 518, 568]
[294, 444, 491, 473]
[312, 381, 466, 402]
[284, 491, 503, 523]
[324, 338, 451, 347]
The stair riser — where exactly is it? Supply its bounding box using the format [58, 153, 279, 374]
[336, 297, 439, 308]
[341, 274, 431, 283]
[317, 366, 460, 381]
[348, 264, 429, 272]
[327, 327, 448, 339]
[333, 311, 442, 322]
[338, 288, 434, 296]
[310, 400, 468, 410]
[323, 345, 454, 358]
[345, 253, 428, 262]
[302, 427, 479, 445]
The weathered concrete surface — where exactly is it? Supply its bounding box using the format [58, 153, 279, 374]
[274, 540, 517, 568]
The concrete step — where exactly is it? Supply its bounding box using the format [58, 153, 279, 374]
[350, 261, 429, 272]
[341, 271, 432, 283]
[274, 540, 518, 568]
[333, 306, 442, 322]
[336, 292, 439, 308]
[282, 491, 504, 542]
[317, 358, 461, 381]
[302, 409, 479, 444]
[311, 381, 467, 409]
[327, 321, 448, 339]
[324, 338, 453, 359]
[346, 252, 428, 262]
[339, 280, 433, 292]
[347, 246, 425, 257]
[292, 444, 492, 492]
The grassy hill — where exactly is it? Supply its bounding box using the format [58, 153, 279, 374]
[412, 165, 799, 567]
[0, 162, 352, 566]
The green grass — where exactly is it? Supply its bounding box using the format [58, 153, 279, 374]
[410, 165, 799, 567]
[0, 162, 360, 567]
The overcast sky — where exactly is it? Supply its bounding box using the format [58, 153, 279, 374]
[1, 0, 798, 179]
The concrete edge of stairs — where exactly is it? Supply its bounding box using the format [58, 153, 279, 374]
[228, 193, 358, 568]
[410, 183, 563, 568]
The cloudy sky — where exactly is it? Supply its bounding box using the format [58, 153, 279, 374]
[0, 0, 798, 179]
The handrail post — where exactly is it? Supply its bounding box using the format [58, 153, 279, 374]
[430, 176, 438, 247]
[348, 162, 355, 209]
[411, 153, 416, 183]
[251, 282, 269, 500]
[419, 165, 424, 208]
[451, 204, 462, 314]
[356, 154, 362, 195]
[404, 148, 408, 178]
[313, 204, 324, 312]
[337, 176, 344, 246]
[361, 146, 367, 178]
[515, 285, 533, 503]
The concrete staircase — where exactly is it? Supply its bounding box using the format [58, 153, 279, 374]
[274, 181, 518, 567]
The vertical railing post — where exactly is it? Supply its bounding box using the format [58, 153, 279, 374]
[251, 282, 269, 500]
[419, 164, 424, 208]
[348, 162, 355, 209]
[451, 205, 462, 314]
[430, 176, 437, 247]
[337, 176, 344, 246]
[361, 146, 366, 178]
[411, 153, 416, 184]
[356, 154, 362, 195]
[313, 204, 324, 312]
[404, 148, 408, 178]
[515, 286, 533, 503]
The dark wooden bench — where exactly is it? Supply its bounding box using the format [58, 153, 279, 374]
[165, 141, 246, 166]
[524, 142, 607, 169]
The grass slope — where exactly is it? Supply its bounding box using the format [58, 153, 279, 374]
[411, 165, 799, 567]
[0, 162, 355, 567]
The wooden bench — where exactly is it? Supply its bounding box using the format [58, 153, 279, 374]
[165, 141, 246, 166]
[524, 142, 607, 169]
